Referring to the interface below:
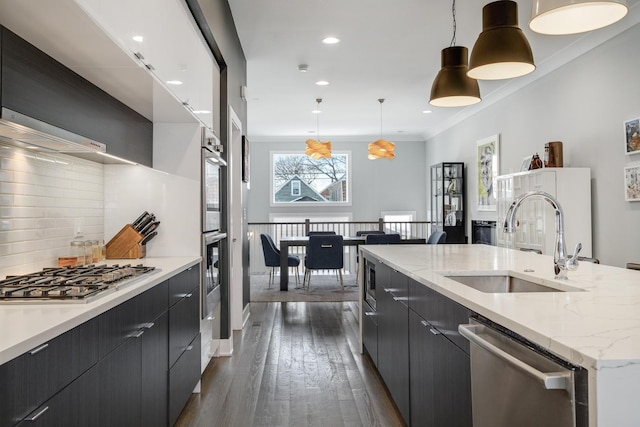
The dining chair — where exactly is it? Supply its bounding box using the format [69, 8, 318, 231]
[426, 230, 447, 244]
[260, 233, 300, 288]
[365, 233, 401, 244]
[304, 235, 344, 291]
[307, 231, 337, 236]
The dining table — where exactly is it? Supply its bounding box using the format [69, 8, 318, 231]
[278, 235, 426, 290]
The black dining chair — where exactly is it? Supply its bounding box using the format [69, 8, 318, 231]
[307, 231, 337, 236]
[365, 233, 401, 244]
[304, 235, 344, 291]
[260, 233, 300, 288]
[426, 230, 447, 244]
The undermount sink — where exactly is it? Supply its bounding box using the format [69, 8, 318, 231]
[445, 274, 570, 293]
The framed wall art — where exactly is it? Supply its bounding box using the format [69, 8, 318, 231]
[476, 134, 500, 211]
[624, 164, 640, 201]
[624, 118, 640, 155]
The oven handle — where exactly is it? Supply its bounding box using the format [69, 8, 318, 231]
[459, 324, 570, 390]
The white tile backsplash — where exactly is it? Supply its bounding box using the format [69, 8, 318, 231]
[0, 143, 104, 276]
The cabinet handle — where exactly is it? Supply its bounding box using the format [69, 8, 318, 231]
[364, 312, 375, 316]
[130, 330, 145, 338]
[144, 322, 155, 329]
[420, 320, 429, 328]
[186, 345, 194, 351]
[430, 328, 441, 336]
[185, 293, 193, 298]
[25, 406, 49, 421]
[29, 343, 49, 355]
[384, 288, 391, 293]
[392, 296, 402, 302]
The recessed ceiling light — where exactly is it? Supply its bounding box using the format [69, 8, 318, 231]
[166, 80, 183, 85]
[397, 130, 405, 133]
[308, 130, 315, 133]
[298, 64, 309, 72]
[422, 110, 432, 114]
[315, 80, 330, 86]
[132, 35, 144, 43]
[312, 109, 322, 114]
[192, 110, 211, 114]
[322, 37, 340, 44]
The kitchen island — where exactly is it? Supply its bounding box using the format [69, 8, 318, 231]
[359, 244, 640, 427]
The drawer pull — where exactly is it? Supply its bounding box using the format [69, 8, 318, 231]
[25, 406, 49, 421]
[29, 343, 49, 355]
[364, 312, 375, 316]
[130, 330, 145, 338]
[186, 345, 194, 351]
[420, 320, 429, 328]
[393, 296, 401, 302]
[185, 293, 193, 298]
[144, 322, 155, 329]
[384, 288, 391, 293]
[430, 328, 441, 336]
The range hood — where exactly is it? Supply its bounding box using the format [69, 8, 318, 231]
[0, 107, 136, 164]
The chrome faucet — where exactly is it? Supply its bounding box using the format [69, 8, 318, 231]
[503, 191, 582, 279]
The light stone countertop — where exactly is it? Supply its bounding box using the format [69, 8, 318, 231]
[360, 244, 640, 427]
[0, 256, 200, 365]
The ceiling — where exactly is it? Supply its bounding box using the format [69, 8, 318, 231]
[0, 0, 637, 143]
[228, 0, 640, 142]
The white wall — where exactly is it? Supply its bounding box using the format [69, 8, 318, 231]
[0, 144, 104, 276]
[247, 139, 427, 222]
[426, 24, 640, 267]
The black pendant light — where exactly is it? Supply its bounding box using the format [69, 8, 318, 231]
[468, 0, 535, 80]
[429, 0, 481, 107]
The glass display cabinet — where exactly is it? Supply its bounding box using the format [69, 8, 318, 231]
[430, 162, 466, 243]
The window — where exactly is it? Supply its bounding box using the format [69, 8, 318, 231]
[291, 180, 301, 196]
[271, 151, 351, 206]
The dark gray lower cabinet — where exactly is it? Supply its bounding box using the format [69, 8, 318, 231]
[376, 263, 410, 424]
[169, 333, 202, 426]
[141, 311, 169, 427]
[432, 331, 472, 427]
[361, 301, 378, 365]
[409, 310, 436, 427]
[16, 366, 99, 427]
[362, 255, 473, 427]
[98, 336, 143, 426]
[0, 318, 98, 426]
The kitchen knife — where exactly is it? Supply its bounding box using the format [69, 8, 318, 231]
[135, 214, 155, 232]
[140, 231, 157, 245]
[131, 211, 149, 228]
[140, 220, 160, 236]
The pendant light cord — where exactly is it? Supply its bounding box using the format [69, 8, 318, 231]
[316, 99, 321, 140]
[450, 0, 457, 47]
[378, 98, 384, 139]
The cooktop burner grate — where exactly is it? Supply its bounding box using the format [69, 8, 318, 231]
[0, 264, 157, 303]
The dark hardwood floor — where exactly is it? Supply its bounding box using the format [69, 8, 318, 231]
[175, 302, 404, 427]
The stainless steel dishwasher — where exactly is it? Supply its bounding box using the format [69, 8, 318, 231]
[459, 317, 588, 427]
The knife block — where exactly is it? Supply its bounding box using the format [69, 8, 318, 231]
[106, 225, 146, 259]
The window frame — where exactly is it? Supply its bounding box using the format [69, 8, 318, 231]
[270, 150, 352, 207]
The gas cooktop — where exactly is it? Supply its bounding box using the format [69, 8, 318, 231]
[0, 264, 157, 303]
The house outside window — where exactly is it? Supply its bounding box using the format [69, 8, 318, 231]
[271, 151, 351, 206]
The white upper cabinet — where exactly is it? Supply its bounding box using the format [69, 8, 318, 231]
[75, 0, 215, 130]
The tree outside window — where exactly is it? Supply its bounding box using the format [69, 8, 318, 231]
[272, 152, 350, 205]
